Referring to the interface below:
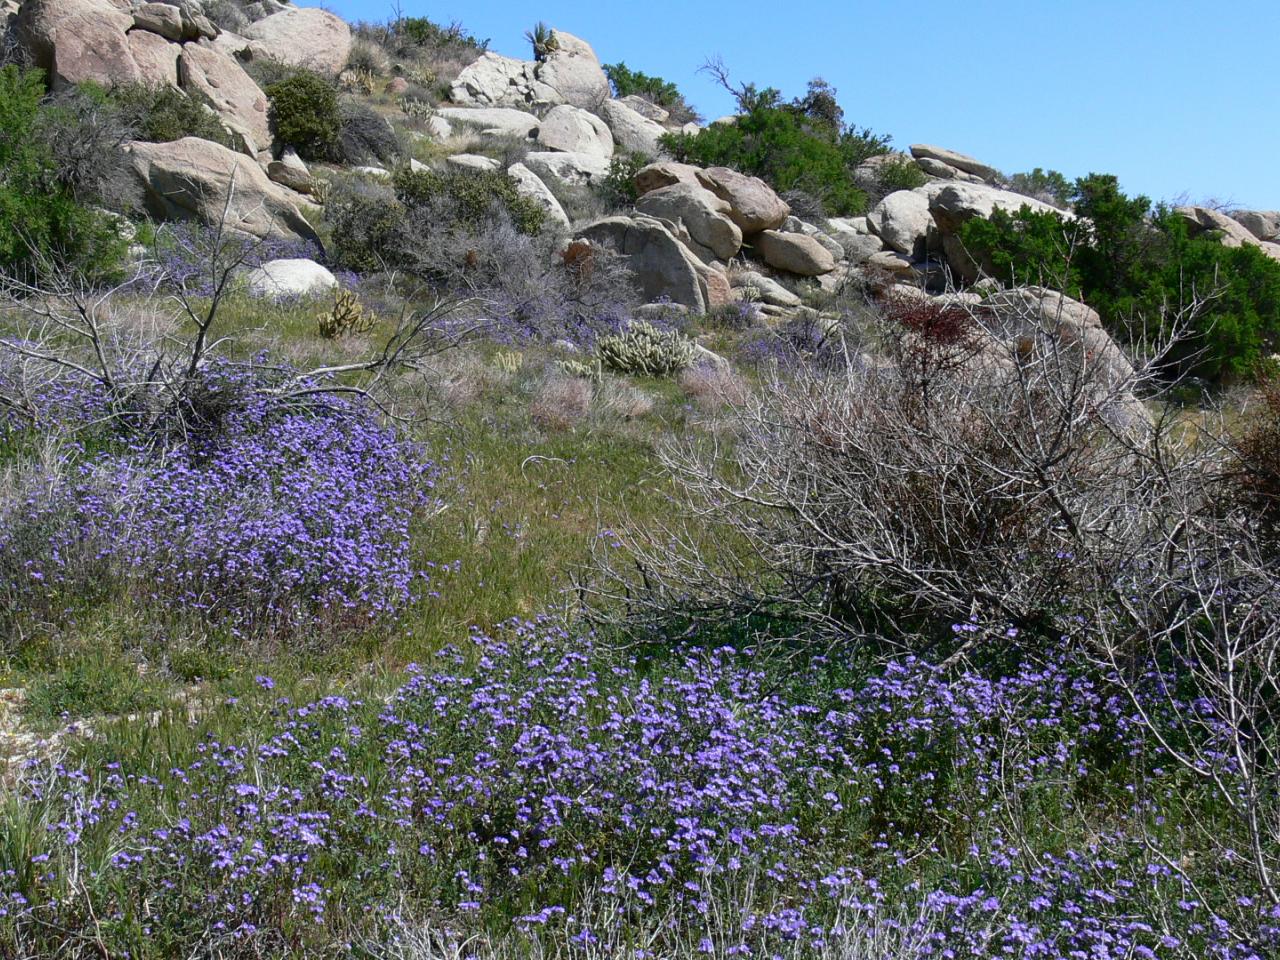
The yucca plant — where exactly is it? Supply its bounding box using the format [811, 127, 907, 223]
[525, 22, 559, 62]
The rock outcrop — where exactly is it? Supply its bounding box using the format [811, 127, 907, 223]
[178, 43, 272, 156]
[577, 215, 728, 313]
[242, 7, 352, 76]
[449, 30, 608, 110]
[246, 259, 338, 299]
[600, 99, 668, 158]
[507, 162, 571, 230]
[635, 183, 743, 261]
[695, 167, 791, 236]
[910, 144, 1001, 184]
[125, 137, 319, 244]
[868, 190, 935, 258]
[535, 104, 614, 159]
[754, 230, 837, 276]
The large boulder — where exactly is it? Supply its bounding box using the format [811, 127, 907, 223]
[867, 190, 935, 258]
[732, 269, 801, 308]
[534, 31, 610, 110]
[17, 0, 158, 89]
[507, 162, 570, 230]
[754, 230, 836, 276]
[577, 215, 724, 312]
[433, 107, 540, 139]
[536, 104, 614, 158]
[446, 154, 501, 172]
[600, 99, 668, 157]
[521, 151, 611, 188]
[914, 156, 985, 183]
[695, 167, 790, 236]
[245, 259, 338, 300]
[1232, 210, 1280, 242]
[635, 183, 743, 261]
[132, 2, 217, 42]
[634, 161, 702, 195]
[1174, 205, 1262, 248]
[125, 137, 319, 244]
[781, 217, 845, 262]
[910, 144, 1001, 184]
[618, 95, 670, 123]
[242, 7, 351, 76]
[126, 27, 181, 88]
[449, 52, 552, 109]
[178, 44, 272, 156]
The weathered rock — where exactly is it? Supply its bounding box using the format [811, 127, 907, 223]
[507, 162, 570, 230]
[245, 258, 337, 299]
[126, 27, 181, 87]
[1174, 205, 1261, 248]
[634, 161, 702, 195]
[754, 230, 836, 276]
[206, 29, 272, 64]
[1232, 209, 1280, 242]
[695, 167, 790, 236]
[600, 99, 668, 158]
[733, 270, 801, 308]
[243, 7, 351, 76]
[433, 106, 540, 139]
[125, 137, 318, 243]
[867, 190, 935, 258]
[267, 159, 314, 195]
[536, 104, 614, 158]
[534, 31, 610, 110]
[577, 215, 719, 312]
[841, 233, 886, 263]
[1260, 242, 1280, 263]
[131, 2, 184, 41]
[866, 250, 916, 278]
[781, 217, 845, 262]
[618, 95, 669, 123]
[446, 154, 501, 172]
[521, 151, 611, 188]
[910, 144, 1001, 183]
[17, 0, 150, 89]
[384, 76, 409, 96]
[635, 183, 743, 261]
[449, 52, 549, 108]
[352, 165, 392, 180]
[915, 156, 985, 183]
[178, 43, 272, 155]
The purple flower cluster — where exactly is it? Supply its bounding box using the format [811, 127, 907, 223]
[1, 621, 1271, 957]
[1, 367, 439, 634]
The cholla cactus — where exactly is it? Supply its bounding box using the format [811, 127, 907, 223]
[555, 357, 603, 382]
[596, 321, 696, 377]
[493, 350, 523, 374]
[525, 22, 559, 62]
[318, 289, 374, 339]
[400, 98, 435, 120]
[338, 68, 376, 95]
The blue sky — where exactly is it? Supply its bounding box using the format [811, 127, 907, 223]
[320, 0, 1280, 209]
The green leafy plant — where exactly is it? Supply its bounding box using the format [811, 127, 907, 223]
[598, 152, 650, 209]
[0, 66, 124, 283]
[603, 62, 699, 123]
[596, 321, 696, 377]
[392, 166, 546, 236]
[662, 76, 890, 216]
[958, 173, 1280, 381]
[1007, 167, 1073, 208]
[874, 156, 928, 194]
[108, 83, 235, 148]
[265, 70, 341, 161]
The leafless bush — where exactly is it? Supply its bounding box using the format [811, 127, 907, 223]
[679, 362, 750, 409]
[530, 374, 592, 430]
[0, 195, 473, 437]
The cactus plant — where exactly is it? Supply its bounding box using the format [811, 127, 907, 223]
[595, 321, 696, 377]
[318, 289, 374, 339]
[555, 357, 603, 382]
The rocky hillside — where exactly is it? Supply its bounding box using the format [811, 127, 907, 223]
[3, 0, 1280, 370]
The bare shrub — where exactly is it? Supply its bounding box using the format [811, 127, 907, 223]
[679, 362, 749, 409]
[530, 374, 592, 430]
[592, 378, 654, 422]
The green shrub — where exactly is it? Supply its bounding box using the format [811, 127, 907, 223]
[108, 83, 235, 148]
[958, 173, 1280, 381]
[398, 16, 487, 52]
[1006, 167, 1073, 208]
[599, 151, 650, 209]
[392, 166, 546, 235]
[326, 179, 406, 273]
[266, 70, 340, 160]
[874, 156, 928, 194]
[0, 66, 124, 283]
[603, 62, 699, 123]
[596, 321, 696, 377]
[662, 78, 890, 216]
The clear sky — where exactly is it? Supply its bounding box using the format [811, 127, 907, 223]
[319, 0, 1280, 209]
